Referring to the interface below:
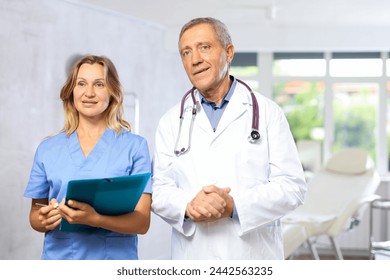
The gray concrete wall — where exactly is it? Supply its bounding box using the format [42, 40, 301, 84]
[0, 0, 189, 259]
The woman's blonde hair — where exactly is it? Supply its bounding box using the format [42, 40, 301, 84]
[60, 55, 131, 136]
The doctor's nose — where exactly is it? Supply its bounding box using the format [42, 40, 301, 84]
[191, 50, 203, 65]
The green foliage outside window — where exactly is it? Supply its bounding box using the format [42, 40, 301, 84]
[273, 81, 324, 141]
[333, 102, 376, 160]
[274, 81, 377, 161]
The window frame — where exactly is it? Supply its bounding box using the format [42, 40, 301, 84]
[233, 51, 390, 178]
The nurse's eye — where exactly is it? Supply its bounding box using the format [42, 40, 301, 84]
[77, 81, 86, 87]
[95, 82, 105, 88]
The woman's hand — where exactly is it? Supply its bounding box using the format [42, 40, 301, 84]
[57, 199, 100, 228]
[35, 198, 62, 231]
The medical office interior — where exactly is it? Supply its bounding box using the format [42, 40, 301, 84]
[1, 0, 390, 260]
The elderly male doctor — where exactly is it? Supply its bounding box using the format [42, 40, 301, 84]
[152, 17, 307, 260]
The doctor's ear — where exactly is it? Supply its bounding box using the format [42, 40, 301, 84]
[226, 44, 234, 64]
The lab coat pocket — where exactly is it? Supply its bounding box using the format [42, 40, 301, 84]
[248, 223, 283, 259]
[239, 144, 269, 186]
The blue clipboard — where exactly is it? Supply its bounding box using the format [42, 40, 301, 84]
[60, 172, 151, 233]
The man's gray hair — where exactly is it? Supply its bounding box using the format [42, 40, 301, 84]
[179, 17, 232, 49]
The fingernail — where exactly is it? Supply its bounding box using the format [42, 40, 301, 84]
[53, 202, 59, 209]
[68, 200, 73, 206]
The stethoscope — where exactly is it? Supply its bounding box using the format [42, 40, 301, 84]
[174, 79, 260, 156]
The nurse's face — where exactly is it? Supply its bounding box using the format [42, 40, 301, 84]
[73, 63, 110, 121]
[179, 23, 233, 97]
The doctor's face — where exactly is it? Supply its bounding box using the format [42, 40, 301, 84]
[73, 63, 111, 121]
[179, 23, 234, 96]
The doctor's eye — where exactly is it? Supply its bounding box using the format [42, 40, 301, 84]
[181, 49, 192, 58]
[200, 44, 211, 52]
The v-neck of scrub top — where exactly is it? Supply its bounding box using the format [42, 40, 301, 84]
[68, 128, 112, 170]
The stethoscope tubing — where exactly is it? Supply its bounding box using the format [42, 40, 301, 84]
[237, 79, 259, 133]
[174, 79, 260, 156]
[175, 87, 197, 156]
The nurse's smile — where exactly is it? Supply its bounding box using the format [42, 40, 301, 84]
[82, 101, 98, 106]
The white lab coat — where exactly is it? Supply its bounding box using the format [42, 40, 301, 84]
[152, 82, 307, 259]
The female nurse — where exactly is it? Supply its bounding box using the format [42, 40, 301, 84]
[24, 55, 152, 260]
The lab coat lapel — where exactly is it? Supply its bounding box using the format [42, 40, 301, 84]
[191, 91, 214, 135]
[194, 106, 213, 134]
[214, 87, 247, 137]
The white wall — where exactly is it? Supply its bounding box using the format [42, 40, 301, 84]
[0, 0, 190, 259]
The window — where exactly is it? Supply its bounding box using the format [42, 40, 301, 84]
[232, 51, 389, 174]
[329, 53, 381, 161]
[330, 52, 382, 77]
[332, 83, 378, 160]
[273, 52, 325, 77]
[387, 56, 390, 76]
[273, 81, 324, 141]
[272, 52, 325, 142]
[271, 53, 326, 174]
[388, 82, 390, 171]
[231, 52, 259, 91]
[269, 51, 389, 174]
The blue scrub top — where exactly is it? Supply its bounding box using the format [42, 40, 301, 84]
[24, 128, 152, 260]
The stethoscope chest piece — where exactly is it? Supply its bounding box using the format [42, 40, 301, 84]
[248, 129, 261, 143]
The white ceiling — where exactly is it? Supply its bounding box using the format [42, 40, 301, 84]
[76, 0, 390, 51]
[78, 0, 390, 27]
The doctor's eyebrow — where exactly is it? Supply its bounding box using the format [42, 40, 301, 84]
[180, 40, 211, 51]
